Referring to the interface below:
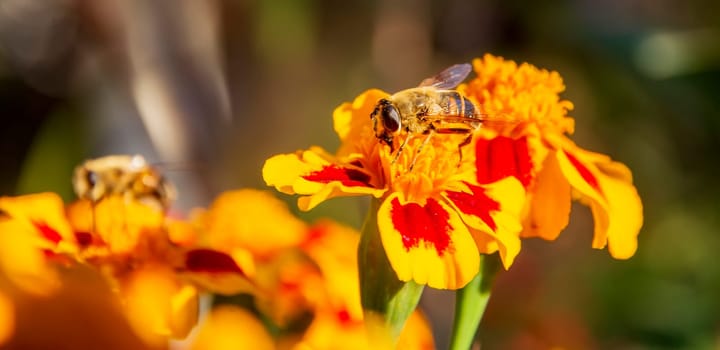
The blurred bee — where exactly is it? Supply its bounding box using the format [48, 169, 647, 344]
[72, 154, 176, 212]
[370, 63, 508, 166]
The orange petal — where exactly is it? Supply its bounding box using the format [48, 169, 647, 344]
[302, 220, 363, 320]
[520, 149, 572, 241]
[181, 249, 255, 295]
[253, 251, 325, 327]
[396, 310, 436, 350]
[333, 89, 389, 144]
[0, 290, 13, 346]
[199, 189, 308, 257]
[556, 141, 643, 259]
[377, 193, 479, 290]
[123, 265, 199, 345]
[191, 305, 274, 350]
[263, 148, 385, 211]
[294, 309, 374, 350]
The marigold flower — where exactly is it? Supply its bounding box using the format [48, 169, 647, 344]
[264, 89, 525, 290]
[276, 219, 435, 349]
[0, 186, 254, 343]
[184, 189, 309, 296]
[460, 54, 643, 258]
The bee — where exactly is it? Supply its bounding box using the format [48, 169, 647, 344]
[72, 154, 176, 212]
[370, 63, 501, 166]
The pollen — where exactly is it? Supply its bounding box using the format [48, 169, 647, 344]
[385, 133, 474, 203]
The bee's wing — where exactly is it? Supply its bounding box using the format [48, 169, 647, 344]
[418, 63, 473, 89]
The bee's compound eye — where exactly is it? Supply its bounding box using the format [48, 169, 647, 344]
[382, 104, 401, 132]
[85, 170, 98, 188]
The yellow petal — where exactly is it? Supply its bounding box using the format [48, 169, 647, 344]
[444, 178, 524, 269]
[0, 193, 74, 246]
[555, 141, 643, 259]
[67, 196, 165, 255]
[263, 148, 384, 211]
[378, 193, 480, 290]
[0, 219, 60, 295]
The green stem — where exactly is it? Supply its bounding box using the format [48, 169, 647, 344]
[358, 198, 425, 342]
[449, 255, 501, 350]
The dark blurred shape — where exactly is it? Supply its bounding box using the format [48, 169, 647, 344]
[0, 79, 61, 195]
[0, 0, 80, 95]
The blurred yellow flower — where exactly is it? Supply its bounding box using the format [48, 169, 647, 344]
[461, 54, 643, 258]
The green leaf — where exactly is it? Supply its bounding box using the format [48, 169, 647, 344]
[449, 254, 501, 350]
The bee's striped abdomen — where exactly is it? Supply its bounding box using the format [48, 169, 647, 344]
[442, 91, 476, 117]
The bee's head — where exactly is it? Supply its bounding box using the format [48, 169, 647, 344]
[72, 165, 103, 201]
[71, 155, 145, 202]
[370, 98, 401, 149]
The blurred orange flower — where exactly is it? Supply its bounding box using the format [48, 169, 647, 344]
[460, 54, 643, 258]
[292, 220, 435, 350]
[264, 89, 525, 290]
[0, 193, 75, 295]
[0, 189, 253, 344]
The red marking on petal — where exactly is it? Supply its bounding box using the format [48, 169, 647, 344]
[279, 280, 300, 292]
[337, 308, 353, 325]
[564, 151, 603, 195]
[476, 136, 533, 187]
[303, 223, 328, 246]
[303, 165, 372, 187]
[185, 249, 244, 274]
[32, 221, 61, 244]
[74, 231, 93, 247]
[390, 197, 452, 256]
[445, 184, 499, 231]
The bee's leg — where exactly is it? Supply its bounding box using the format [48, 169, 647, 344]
[90, 201, 97, 235]
[409, 131, 435, 171]
[456, 134, 473, 166]
[392, 134, 412, 164]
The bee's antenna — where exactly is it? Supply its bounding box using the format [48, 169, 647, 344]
[152, 161, 205, 172]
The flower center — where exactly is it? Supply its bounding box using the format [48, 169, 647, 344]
[383, 133, 474, 203]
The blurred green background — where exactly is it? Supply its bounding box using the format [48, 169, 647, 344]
[1, 0, 719, 348]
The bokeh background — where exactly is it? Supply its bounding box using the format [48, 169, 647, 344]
[1, 0, 719, 348]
